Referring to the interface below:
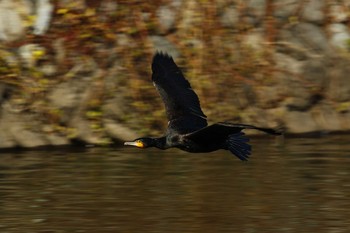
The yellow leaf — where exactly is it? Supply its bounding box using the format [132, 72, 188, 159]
[85, 8, 96, 17]
[86, 111, 102, 119]
[32, 50, 45, 58]
[57, 8, 69, 14]
[24, 15, 36, 27]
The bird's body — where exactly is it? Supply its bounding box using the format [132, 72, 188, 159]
[124, 52, 281, 160]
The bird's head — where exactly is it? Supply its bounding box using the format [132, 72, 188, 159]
[124, 138, 155, 148]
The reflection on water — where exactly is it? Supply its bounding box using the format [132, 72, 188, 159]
[0, 136, 350, 233]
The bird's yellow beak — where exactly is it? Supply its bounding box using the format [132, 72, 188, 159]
[124, 140, 145, 148]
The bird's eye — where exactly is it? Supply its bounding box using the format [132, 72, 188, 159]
[135, 140, 145, 148]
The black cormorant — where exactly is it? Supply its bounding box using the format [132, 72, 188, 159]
[124, 52, 281, 160]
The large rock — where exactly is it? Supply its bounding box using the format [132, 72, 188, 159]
[338, 112, 350, 131]
[33, 0, 54, 35]
[102, 94, 138, 142]
[242, 29, 265, 50]
[48, 72, 104, 144]
[301, 0, 325, 24]
[329, 3, 348, 23]
[220, 6, 240, 28]
[69, 115, 102, 145]
[255, 86, 283, 109]
[247, 0, 266, 21]
[274, 52, 303, 75]
[327, 58, 350, 102]
[157, 5, 177, 34]
[281, 58, 328, 112]
[273, 0, 299, 22]
[239, 106, 281, 131]
[273, 52, 317, 111]
[284, 111, 319, 134]
[293, 23, 333, 55]
[277, 28, 314, 60]
[103, 119, 138, 143]
[328, 24, 350, 50]
[0, 0, 31, 41]
[301, 58, 328, 93]
[311, 103, 342, 132]
[283, 102, 350, 134]
[149, 35, 180, 58]
[0, 106, 69, 149]
[284, 92, 318, 112]
[48, 77, 91, 122]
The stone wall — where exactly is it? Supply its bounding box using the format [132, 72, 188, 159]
[1, 0, 350, 148]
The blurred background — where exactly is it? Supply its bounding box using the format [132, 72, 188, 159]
[1, 0, 350, 148]
[1, 2, 350, 233]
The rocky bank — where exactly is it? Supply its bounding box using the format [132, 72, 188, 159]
[1, 0, 350, 149]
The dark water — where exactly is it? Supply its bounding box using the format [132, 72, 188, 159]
[1, 136, 350, 233]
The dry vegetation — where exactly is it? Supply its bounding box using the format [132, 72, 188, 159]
[0, 1, 280, 138]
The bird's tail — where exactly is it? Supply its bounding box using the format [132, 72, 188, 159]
[245, 125, 282, 135]
[219, 122, 283, 135]
[226, 132, 252, 161]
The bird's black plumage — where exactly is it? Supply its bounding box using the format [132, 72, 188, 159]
[151, 52, 207, 134]
[124, 52, 281, 160]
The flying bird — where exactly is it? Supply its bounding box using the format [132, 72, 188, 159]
[124, 52, 281, 160]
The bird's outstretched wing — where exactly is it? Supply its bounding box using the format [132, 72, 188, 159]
[152, 52, 207, 133]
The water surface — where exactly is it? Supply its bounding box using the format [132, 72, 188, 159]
[1, 136, 350, 233]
